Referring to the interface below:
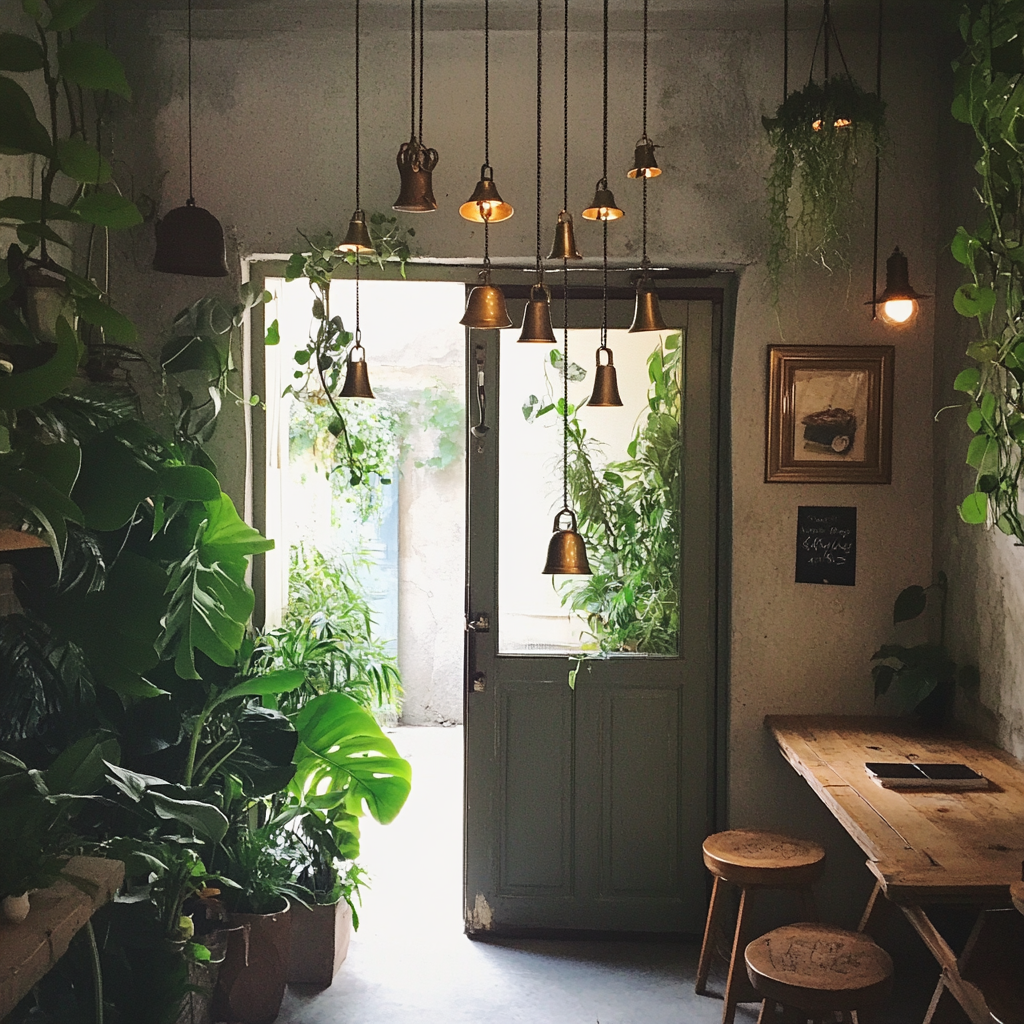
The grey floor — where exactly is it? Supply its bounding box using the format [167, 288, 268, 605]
[277, 726, 934, 1024]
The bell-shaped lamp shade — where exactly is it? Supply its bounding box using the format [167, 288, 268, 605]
[339, 341, 375, 398]
[865, 246, 929, 326]
[460, 164, 514, 222]
[542, 508, 592, 575]
[582, 180, 624, 221]
[548, 210, 583, 259]
[461, 275, 513, 329]
[336, 210, 376, 255]
[629, 275, 669, 333]
[589, 346, 623, 407]
[518, 284, 557, 343]
[627, 136, 661, 179]
[153, 199, 228, 277]
[393, 140, 439, 213]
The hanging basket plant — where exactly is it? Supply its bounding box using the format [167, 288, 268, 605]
[763, 74, 886, 289]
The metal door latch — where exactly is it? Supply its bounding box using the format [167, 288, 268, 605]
[466, 613, 490, 633]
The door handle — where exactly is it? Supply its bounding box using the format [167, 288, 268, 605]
[466, 612, 490, 632]
[471, 344, 489, 443]
[466, 611, 490, 694]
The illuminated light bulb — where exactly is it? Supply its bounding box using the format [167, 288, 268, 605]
[812, 117, 854, 132]
[880, 299, 916, 325]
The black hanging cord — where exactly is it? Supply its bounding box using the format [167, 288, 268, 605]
[410, 0, 416, 139]
[871, 0, 883, 318]
[418, 0, 425, 141]
[642, 0, 648, 137]
[187, 0, 194, 203]
[642, 176, 648, 265]
[562, 270, 569, 510]
[483, 0, 491, 271]
[535, 0, 543, 277]
[641, 0, 649, 265]
[824, 0, 830, 79]
[783, 0, 789, 98]
[562, 0, 570, 478]
[355, 0, 361, 209]
[809, 0, 851, 85]
[601, 220, 608, 349]
[562, 0, 569, 211]
[601, 0, 608, 184]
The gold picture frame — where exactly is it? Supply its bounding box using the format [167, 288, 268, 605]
[765, 345, 894, 484]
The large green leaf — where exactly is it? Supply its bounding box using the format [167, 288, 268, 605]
[57, 137, 112, 184]
[47, 0, 100, 31]
[57, 41, 131, 98]
[294, 692, 412, 824]
[220, 669, 304, 703]
[73, 192, 142, 229]
[0, 33, 44, 72]
[0, 75, 51, 155]
[0, 315, 79, 409]
[199, 492, 274, 564]
[157, 464, 220, 503]
[75, 295, 136, 343]
[74, 426, 159, 531]
[0, 196, 79, 223]
[150, 792, 228, 843]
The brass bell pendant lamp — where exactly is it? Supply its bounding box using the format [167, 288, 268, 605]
[153, 0, 228, 277]
[588, 221, 623, 407]
[582, 0, 623, 223]
[863, 0, 927, 327]
[394, 0, 439, 213]
[626, 0, 661, 179]
[461, 0, 512, 329]
[519, 0, 557, 344]
[547, 0, 582, 260]
[628, 0, 668, 334]
[338, 0, 375, 256]
[543, 285, 592, 576]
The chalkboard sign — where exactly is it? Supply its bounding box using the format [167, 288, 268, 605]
[795, 506, 856, 586]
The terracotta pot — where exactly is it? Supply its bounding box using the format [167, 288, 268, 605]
[287, 898, 352, 987]
[213, 899, 291, 1024]
[1, 893, 31, 923]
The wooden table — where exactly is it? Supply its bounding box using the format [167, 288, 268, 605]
[766, 715, 1024, 1024]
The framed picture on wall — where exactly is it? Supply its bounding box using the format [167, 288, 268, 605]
[765, 345, 894, 484]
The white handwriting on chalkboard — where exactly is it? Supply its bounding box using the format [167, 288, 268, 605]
[800, 523, 853, 566]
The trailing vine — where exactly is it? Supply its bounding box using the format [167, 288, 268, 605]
[947, 1, 1024, 541]
[763, 76, 886, 291]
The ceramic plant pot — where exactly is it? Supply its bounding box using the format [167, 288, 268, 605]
[287, 898, 352, 987]
[1, 893, 31, 923]
[213, 899, 291, 1024]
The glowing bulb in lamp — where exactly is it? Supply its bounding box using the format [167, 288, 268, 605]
[881, 298, 916, 325]
[866, 246, 928, 327]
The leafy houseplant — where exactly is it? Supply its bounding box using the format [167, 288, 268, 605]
[871, 573, 980, 724]
[947, 0, 1024, 542]
[763, 76, 885, 290]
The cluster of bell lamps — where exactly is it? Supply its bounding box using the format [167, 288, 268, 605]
[153, 0, 928, 575]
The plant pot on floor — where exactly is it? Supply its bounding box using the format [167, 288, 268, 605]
[213, 899, 291, 1024]
[287, 898, 352, 987]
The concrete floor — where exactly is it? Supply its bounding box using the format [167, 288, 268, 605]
[277, 726, 934, 1024]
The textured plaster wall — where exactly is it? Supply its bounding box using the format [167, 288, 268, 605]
[933, 59, 1024, 761]
[3, 1, 946, 920]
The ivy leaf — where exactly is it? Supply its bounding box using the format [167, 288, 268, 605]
[57, 137, 112, 184]
[0, 75, 52, 156]
[892, 585, 927, 624]
[58, 41, 131, 99]
[73, 192, 142, 229]
[0, 33, 44, 72]
[264, 318, 280, 346]
[0, 315, 79, 409]
[953, 282, 996, 318]
[950, 226, 977, 269]
[75, 296, 136, 343]
[959, 491, 989, 524]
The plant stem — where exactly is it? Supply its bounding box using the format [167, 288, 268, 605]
[84, 920, 103, 1024]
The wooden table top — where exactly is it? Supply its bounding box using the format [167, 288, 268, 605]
[766, 716, 1024, 905]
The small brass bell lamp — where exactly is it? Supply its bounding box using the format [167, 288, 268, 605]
[461, 270, 513, 329]
[460, 164, 514, 223]
[542, 508, 592, 575]
[336, 210, 375, 255]
[582, 179, 624, 222]
[589, 346, 623, 407]
[629, 272, 669, 333]
[866, 246, 929, 326]
[548, 210, 583, 260]
[394, 140, 439, 212]
[627, 135, 661, 179]
[518, 283, 557, 344]
[339, 337, 375, 398]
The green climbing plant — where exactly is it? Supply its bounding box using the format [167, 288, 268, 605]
[947, 1, 1024, 542]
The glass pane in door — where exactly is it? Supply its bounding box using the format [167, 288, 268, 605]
[497, 327, 682, 656]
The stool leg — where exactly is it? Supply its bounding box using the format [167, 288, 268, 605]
[799, 886, 818, 922]
[756, 998, 777, 1023]
[696, 875, 726, 995]
[722, 887, 756, 1024]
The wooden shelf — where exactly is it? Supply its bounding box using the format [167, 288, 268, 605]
[0, 856, 124, 1020]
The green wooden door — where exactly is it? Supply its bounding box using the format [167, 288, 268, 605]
[464, 287, 720, 935]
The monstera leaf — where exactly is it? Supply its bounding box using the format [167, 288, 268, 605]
[293, 692, 411, 825]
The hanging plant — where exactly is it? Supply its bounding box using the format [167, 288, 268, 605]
[763, 75, 886, 289]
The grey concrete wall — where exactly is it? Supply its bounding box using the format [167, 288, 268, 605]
[3, 1, 949, 922]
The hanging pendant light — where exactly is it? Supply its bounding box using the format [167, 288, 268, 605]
[519, 0, 556, 345]
[589, 346, 623, 407]
[547, 0, 582, 260]
[627, 0, 662, 179]
[340, 334, 375, 398]
[867, 246, 928, 325]
[543, 508, 592, 574]
[154, 0, 228, 277]
[582, 0, 624, 223]
[394, 0, 439, 213]
[549, 210, 582, 259]
[460, 0, 512, 326]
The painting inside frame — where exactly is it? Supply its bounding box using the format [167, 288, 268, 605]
[766, 345, 894, 484]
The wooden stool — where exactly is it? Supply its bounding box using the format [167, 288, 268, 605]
[745, 922, 893, 1024]
[696, 829, 826, 1024]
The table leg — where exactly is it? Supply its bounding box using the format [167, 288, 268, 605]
[901, 905, 992, 1024]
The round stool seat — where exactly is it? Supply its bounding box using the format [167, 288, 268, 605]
[745, 922, 893, 1014]
[702, 829, 826, 888]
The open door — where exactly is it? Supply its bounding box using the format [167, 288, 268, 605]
[464, 284, 722, 935]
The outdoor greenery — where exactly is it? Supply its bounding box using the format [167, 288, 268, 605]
[947, 1, 1024, 543]
[525, 335, 683, 659]
[763, 76, 886, 291]
[871, 573, 980, 724]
